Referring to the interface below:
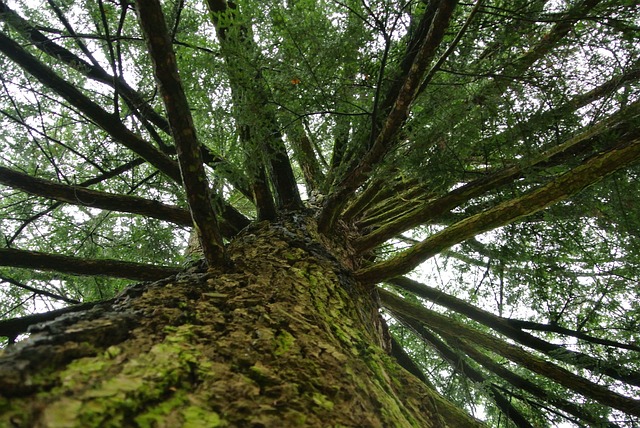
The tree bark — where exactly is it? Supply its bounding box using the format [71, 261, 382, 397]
[0, 217, 479, 427]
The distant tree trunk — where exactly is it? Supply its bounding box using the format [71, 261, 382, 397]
[0, 216, 479, 427]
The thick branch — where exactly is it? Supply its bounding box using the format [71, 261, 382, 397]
[388, 335, 432, 387]
[392, 312, 536, 428]
[1, 156, 249, 249]
[355, 100, 640, 251]
[206, 0, 303, 212]
[379, 289, 640, 417]
[356, 120, 640, 283]
[136, 0, 225, 267]
[0, 166, 192, 226]
[388, 276, 640, 386]
[0, 30, 182, 184]
[0, 248, 180, 281]
[251, 167, 277, 221]
[0, 301, 98, 344]
[318, 1, 458, 232]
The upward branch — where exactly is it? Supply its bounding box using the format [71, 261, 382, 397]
[318, 1, 458, 232]
[355, 100, 640, 251]
[0, 30, 182, 183]
[206, 0, 303, 213]
[412, 0, 604, 163]
[500, 0, 602, 81]
[135, 0, 225, 267]
[463, 0, 603, 106]
[357, 120, 640, 284]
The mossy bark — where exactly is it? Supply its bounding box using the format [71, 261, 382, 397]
[0, 217, 479, 427]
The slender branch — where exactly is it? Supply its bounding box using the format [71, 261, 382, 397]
[0, 166, 192, 226]
[419, 0, 484, 92]
[135, 0, 225, 267]
[499, 0, 602, 82]
[7, 158, 146, 244]
[0, 30, 183, 183]
[329, 1, 445, 200]
[46, 0, 101, 68]
[0, 248, 180, 281]
[464, 0, 603, 105]
[0, 0, 252, 195]
[0, 275, 80, 305]
[341, 177, 392, 223]
[356, 117, 640, 283]
[434, 323, 620, 428]
[482, 58, 640, 150]
[414, 0, 604, 165]
[343, 176, 425, 224]
[510, 319, 640, 353]
[355, 185, 430, 230]
[96, 0, 118, 115]
[0, 0, 169, 132]
[323, 7, 365, 189]
[0, 107, 105, 174]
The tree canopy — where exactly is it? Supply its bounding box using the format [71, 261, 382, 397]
[0, 0, 639, 426]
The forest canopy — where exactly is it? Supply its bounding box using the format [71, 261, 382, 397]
[0, 0, 639, 426]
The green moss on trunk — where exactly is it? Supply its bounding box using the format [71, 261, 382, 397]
[0, 217, 480, 427]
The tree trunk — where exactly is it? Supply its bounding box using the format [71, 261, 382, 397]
[0, 216, 478, 427]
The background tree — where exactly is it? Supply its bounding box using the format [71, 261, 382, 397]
[0, 0, 639, 426]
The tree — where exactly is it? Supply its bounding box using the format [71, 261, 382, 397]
[0, 0, 639, 425]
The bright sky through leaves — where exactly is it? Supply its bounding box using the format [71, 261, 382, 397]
[0, 0, 639, 425]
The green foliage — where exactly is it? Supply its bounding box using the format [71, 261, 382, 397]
[0, 0, 639, 425]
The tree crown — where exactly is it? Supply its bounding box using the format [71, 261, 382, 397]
[1, 0, 639, 425]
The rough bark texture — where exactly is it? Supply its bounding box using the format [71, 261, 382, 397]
[0, 217, 478, 427]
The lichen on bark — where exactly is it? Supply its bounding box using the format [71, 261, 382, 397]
[0, 216, 479, 427]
